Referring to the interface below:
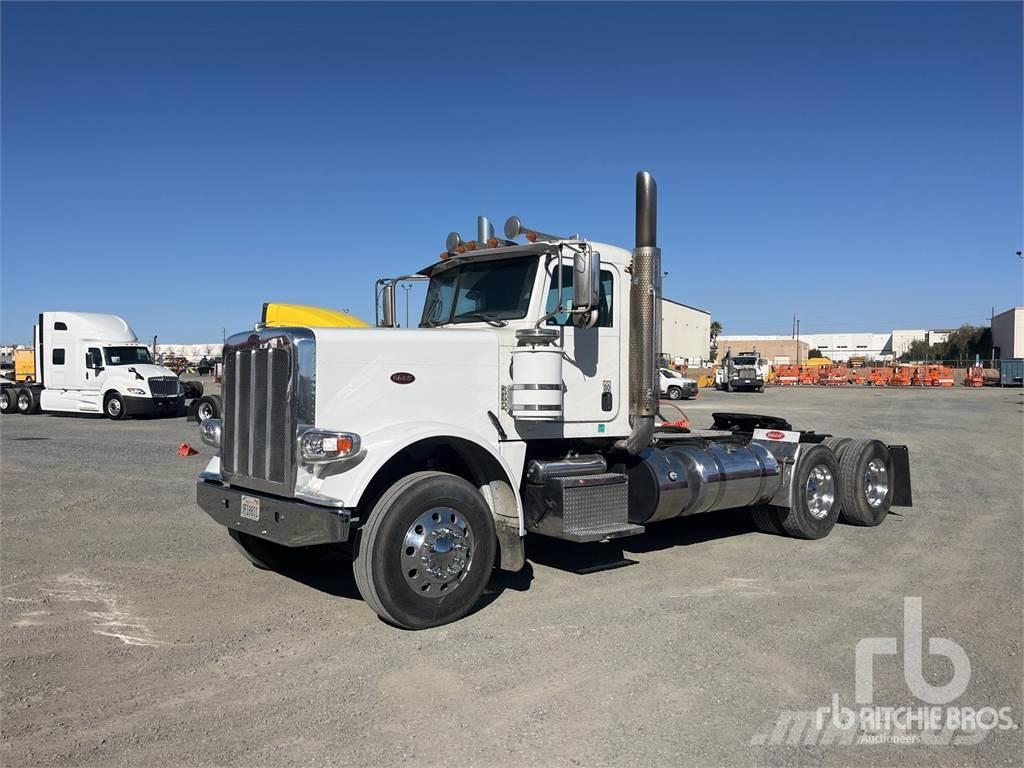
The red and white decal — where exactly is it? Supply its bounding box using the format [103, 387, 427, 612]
[753, 428, 800, 443]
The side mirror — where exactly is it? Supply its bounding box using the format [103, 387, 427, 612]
[571, 249, 601, 312]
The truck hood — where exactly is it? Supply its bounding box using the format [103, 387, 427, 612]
[106, 363, 179, 381]
[311, 327, 502, 440]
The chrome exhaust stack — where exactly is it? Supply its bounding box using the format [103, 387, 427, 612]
[623, 171, 662, 455]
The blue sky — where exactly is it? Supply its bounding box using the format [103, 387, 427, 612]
[2, 1, 1021, 344]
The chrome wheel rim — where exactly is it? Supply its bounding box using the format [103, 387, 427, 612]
[401, 507, 474, 598]
[805, 465, 836, 520]
[864, 458, 889, 509]
[198, 402, 213, 420]
[107, 398, 121, 416]
[17, 393, 30, 411]
[0, 392, 8, 409]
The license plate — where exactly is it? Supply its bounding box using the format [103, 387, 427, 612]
[240, 495, 260, 522]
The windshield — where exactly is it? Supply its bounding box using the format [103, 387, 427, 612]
[104, 346, 153, 366]
[421, 257, 538, 327]
[734, 356, 757, 366]
[661, 369, 684, 379]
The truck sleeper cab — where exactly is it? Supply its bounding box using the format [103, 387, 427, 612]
[0, 312, 185, 419]
[196, 172, 912, 629]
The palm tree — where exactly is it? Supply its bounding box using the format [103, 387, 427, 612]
[709, 320, 722, 364]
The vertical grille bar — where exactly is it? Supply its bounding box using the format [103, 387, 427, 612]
[265, 348, 275, 479]
[247, 350, 257, 475]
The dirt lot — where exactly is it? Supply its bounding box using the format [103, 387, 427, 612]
[2, 386, 1022, 767]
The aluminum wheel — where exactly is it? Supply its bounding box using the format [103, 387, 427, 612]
[106, 397, 122, 416]
[17, 392, 32, 411]
[197, 401, 214, 420]
[805, 464, 836, 520]
[401, 507, 474, 598]
[863, 458, 889, 509]
[0, 392, 9, 410]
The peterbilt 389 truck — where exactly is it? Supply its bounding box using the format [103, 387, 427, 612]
[196, 172, 912, 629]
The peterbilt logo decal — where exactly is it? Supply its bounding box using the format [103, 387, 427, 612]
[765, 430, 786, 440]
[390, 372, 415, 384]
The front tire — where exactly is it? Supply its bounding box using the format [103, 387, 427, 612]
[228, 529, 313, 571]
[104, 392, 126, 420]
[667, 386, 683, 401]
[353, 471, 496, 629]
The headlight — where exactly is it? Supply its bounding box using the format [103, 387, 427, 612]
[126, 387, 146, 395]
[299, 429, 360, 464]
[199, 418, 222, 448]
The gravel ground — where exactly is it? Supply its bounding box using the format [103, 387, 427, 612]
[2, 386, 1022, 767]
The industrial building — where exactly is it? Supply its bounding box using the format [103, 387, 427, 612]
[660, 298, 711, 366]
[716, 337, 809, 365]
[991, 307, 1023, 359]
[719, 329, 934, 363]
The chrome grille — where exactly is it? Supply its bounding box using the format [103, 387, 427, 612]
[222, 344, 294, 492]
[148, 376, 178, 397]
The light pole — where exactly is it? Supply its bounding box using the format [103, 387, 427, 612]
[402, 284, 412, 328]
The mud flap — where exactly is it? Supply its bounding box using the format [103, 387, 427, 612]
[888, 445, 913, 507]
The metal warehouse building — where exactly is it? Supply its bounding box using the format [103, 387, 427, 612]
[992, 307, 1023, 359]
[661, 298, 711, 366]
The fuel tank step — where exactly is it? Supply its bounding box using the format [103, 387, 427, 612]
[525, 473, 644, 543]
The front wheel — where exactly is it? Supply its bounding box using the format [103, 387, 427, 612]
[105, 392, 126, 420]
[228, 528, 315, 571]
[667, 386, 683, 400]
[196, 394, 221, 421]
[353, 471, 496, 629]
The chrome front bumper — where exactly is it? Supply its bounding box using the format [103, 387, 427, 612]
[196, 480, 352, 546]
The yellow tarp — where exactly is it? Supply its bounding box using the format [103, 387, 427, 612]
[261, 303, 369, 328]
[803, 356, 833, 367]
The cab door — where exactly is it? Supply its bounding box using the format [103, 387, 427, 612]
[542, 260, 620, 423]
[82, 347, 106, 393]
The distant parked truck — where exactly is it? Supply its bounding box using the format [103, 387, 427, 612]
[715, 350, 766, 392]
[0, 312, 185, 419]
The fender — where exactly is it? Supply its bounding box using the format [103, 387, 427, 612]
[315, 421, 525, 534]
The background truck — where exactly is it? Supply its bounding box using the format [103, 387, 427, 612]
[0, 312, 186, 419]
[715, 349, 766, 392]
[195, 172, 912, 629]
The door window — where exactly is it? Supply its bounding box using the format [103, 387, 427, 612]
[545, 265, 614, 327]
[86, 348, 102, 369]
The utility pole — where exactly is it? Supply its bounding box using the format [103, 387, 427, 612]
[796, 318, 800, 365]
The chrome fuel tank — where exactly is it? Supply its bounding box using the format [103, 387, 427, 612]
[616, 441, 782, 524]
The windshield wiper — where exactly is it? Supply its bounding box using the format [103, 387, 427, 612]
[452, 312, 508, 327]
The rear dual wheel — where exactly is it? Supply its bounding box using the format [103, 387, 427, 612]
[15, 388, 39, 415]
[0, 389, 16, 414]
[750, 444, 841, 539]
[835, 439, 893, 527]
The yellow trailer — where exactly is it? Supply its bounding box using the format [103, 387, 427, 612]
[14, 349, 35, 382]
[261, 303, 368, 328]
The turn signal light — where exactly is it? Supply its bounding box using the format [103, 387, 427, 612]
[299, 429, 361, 464]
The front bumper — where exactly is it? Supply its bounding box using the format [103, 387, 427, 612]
[196, 480, 352, 546]
[124, 394, 185, 417]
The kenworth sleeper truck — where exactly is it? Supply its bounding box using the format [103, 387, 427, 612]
[196, 172, 912, 629]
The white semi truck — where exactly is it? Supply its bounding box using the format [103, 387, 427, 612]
[0, 312, 186, 419]
[196, 172, 912, 629]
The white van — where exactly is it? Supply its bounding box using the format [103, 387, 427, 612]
[0, 312, 185, 419]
